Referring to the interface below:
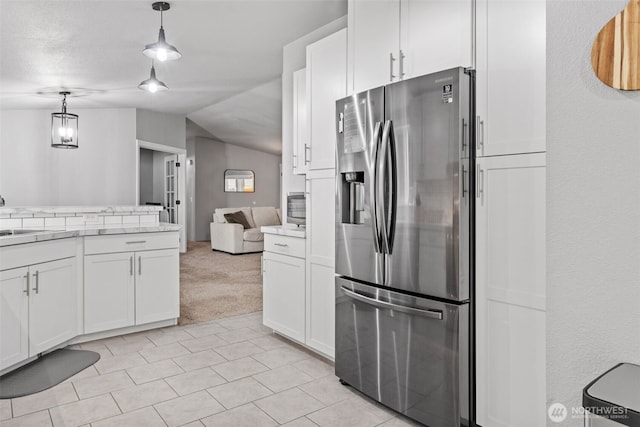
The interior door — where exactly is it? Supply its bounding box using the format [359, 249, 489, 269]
[164, 155, 178, 224]
[384, 68, 470, 301]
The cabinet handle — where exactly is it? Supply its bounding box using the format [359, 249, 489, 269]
[462, 165, 468, 198]
[389, 53, 396, 81]
[476, 116, 485, 153]
[477, 167, 485, 205]
[399, 50, 405, 78]
[32, 271, 39, 294]
[304, 144, 311, 164]
[261, 256, 265, 274]
[24, 272, 29, 296]
[126, 240, 147, 244]
[138, 256, 142, 275]
[292, 153, 297, 170]
[130, 256, 134, 276]
[274, 243, 288, 247]
[462, 118, 468, 153]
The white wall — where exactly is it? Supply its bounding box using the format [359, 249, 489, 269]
[0, 108, 137, 206]
[136, 109, 186, 149]
[193, 137, 281, 241]
[281, 16, 347, 223]
[547, 1, 640, 424]
[186, 138, 196, 241]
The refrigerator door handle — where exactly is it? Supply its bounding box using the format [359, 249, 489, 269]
[379, 120, 397, 255]
[370, 121, 383, 253]
[341, 286, 444, 320]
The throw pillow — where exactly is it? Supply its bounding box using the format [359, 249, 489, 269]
[224, 211, 251, 229]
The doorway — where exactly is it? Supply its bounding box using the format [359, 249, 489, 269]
[135, 140, 187, 253]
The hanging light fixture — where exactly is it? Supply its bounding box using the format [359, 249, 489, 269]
[138, 62, 169, 93]
[51, 92, 78, 149]
[143, 2, 181, 62]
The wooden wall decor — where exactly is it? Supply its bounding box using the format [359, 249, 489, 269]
[591, 0, 640, 90]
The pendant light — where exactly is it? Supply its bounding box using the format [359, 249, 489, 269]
[143, 2, 181, 62]
[138, 62, 169, 93]
[51, 92, 78, 149]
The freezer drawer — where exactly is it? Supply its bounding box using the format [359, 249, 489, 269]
[335, 277, 469, 427]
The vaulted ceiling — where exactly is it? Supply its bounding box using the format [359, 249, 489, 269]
[0, 0, 346, 124]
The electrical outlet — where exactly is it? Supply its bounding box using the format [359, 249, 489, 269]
[83, 214, 99, 223]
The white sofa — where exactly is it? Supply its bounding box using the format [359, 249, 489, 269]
[210, 206, 281, 254]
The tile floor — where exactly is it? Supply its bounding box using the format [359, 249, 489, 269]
[0, 312, 421, 427]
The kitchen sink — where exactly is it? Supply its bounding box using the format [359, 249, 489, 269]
[0, 229, 47, 236]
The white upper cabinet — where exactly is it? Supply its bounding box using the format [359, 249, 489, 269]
[476, 0, 546, 156]
[292, 68, 309, 175]
[400, 0, 474, 79]
[348, 0, 474, 94]
[348, 0, 401, 93]
[307, 29, 347, 171]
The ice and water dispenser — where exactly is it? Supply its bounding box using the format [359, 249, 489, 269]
[340, 171, 365, 225]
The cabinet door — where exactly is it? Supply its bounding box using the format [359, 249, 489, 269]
[263, 251, 306, 342]
[84, 252, 135, 334]
[348, 0, 401, 93]
[476, 0, 546, 156]
[306, 174, 336, 358]
[293, 68, 309, 175]
[475, 153, 546, 427]
[400, 0, 474, 79]
[29, 258, 77, 356]
[307, 29, 347, 170]
[306, 263, 335, 359]
[0, 267, 29, 370]
[135, 249, 179, 325]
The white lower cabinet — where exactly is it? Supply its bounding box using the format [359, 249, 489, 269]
[135, 249, 180, 325]
[84, 252, 135, 333]
[262, 250, 306, 343]
[475, 153, 546, 427]
[262, 226, 335, 360]
[28, 258, 78, 356]
[305, 263, 335, 357]
[1, 267, 30, 369]
[0, 256, 77, 371]
[83, 233, 180, 335]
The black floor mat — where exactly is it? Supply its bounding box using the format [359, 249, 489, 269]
[0, 348, 100, 399]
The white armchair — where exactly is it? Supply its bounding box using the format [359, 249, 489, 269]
[210, 206, 281, 254]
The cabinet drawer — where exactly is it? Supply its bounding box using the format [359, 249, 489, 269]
[264, 234, 305, 258]
[0, 238, 76, 271]
[84, 232, 179, 255]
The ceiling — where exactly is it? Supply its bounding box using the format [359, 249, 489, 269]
[0, 0, 346, 118]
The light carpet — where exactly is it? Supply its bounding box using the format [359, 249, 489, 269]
[179, 241, 262, 325]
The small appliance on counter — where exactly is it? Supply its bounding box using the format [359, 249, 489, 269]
[286, 192, 306, 226]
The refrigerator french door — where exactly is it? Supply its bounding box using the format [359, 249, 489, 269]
[335, 67, 473, 427]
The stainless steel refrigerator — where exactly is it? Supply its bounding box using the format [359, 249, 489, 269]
[335, 67, 474, 427]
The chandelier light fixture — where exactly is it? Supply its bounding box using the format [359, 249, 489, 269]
[138, 62, 169, 93]
[143, 2, 181, 62]
[51, 92, 78, 149]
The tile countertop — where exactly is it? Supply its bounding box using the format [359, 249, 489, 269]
[261, 225, 306, 238]
[0, 223, 182, 247]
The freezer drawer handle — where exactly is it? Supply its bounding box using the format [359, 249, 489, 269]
[341, 286, 443, 320]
